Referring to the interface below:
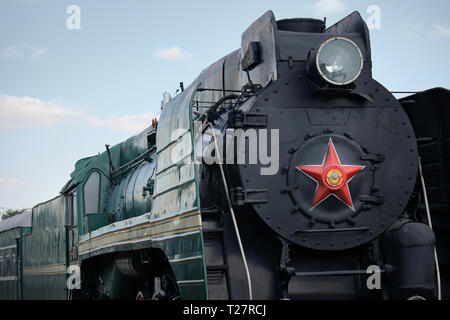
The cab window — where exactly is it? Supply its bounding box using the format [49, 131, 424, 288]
[84, 171, 100, 214]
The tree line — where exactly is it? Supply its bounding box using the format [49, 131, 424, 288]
[1, 209, 25, 220]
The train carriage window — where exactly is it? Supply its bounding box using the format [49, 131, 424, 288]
[6, 257, 11, 276]
[84, 171, 100, 214]
[11, 248, 16, 276]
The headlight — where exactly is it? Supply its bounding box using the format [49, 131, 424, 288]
[316, 37, 363, 86]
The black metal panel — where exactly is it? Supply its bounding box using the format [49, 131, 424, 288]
[325, 11, 372, 62]
[232, 70, 418, 251]
[401, 87, 450, 299]
[277, 32, 368, 62]
[277, 18, 325, 33]
[240, 10, 278, 87]
[381, 220, 437, 299]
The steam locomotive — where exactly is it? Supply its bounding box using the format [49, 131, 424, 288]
[0, 10, 449, 300]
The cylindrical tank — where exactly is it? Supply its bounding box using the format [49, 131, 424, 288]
[381, 219, 437, 299]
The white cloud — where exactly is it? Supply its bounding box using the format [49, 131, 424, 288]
[313, 0, 347, 17]
[85, 112, 155, 132]
[153, 46, 185, 60]
[402, 24, 424, 39]
[0, 93, 154, 133]
[0, 44, 48, 61]
[0, 94, 79, 129]
[0, 178, 24, 189]
[432, 24, 450, 38]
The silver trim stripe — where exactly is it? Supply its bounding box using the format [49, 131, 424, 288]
[169, 255, 203, 264]
[79, 207, 199, 243]
[177, 279, 205, 285]
[0, 245, 17, 251]
[79, 230, 201, 256]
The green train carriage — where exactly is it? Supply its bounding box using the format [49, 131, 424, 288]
[2, 81, 208, 299]
[0, 209, 31, 300]
[0, 61, 218, 298]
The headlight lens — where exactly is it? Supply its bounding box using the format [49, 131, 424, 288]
[316, 37, 363, 85]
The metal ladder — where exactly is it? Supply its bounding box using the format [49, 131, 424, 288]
[201, 206, 232, 299]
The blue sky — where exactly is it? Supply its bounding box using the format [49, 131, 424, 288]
[0, 0, 449, 210]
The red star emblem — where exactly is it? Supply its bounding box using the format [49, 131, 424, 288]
[297, 138, 365, 211]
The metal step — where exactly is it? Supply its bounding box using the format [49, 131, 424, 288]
[201, 207, 231, 299]
[207, 264, 229, 271]
[202, 227, 224, 234]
